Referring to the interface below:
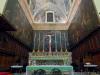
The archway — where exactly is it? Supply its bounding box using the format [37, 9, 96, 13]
[51, 68, 62, 75]
[33, 69, 46, 75]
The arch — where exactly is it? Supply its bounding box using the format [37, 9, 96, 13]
[33, 69, 46, 75]
[51, 68, 62, 75]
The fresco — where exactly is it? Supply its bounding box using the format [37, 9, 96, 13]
[31, 0, 71, 23]
[3, 0, 33, 48]
[68, 0, 99, 49]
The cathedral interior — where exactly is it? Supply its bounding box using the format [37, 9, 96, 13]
[0, 0, 100, 75]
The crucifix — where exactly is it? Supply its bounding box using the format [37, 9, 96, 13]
[45, 35, 52, 53]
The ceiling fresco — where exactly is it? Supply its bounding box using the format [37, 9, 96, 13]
[30, 0, 71, 23]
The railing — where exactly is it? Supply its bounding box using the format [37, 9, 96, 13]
[29, 52, 72, 65]
[30, 52, 70, 57]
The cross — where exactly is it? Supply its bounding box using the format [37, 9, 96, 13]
[45, 35, 52, 53]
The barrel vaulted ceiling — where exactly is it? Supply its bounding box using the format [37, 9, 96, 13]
[30, 0, 71, 23]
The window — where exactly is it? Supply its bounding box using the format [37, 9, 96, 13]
[47, 12, 53, 22]
[46, 11, 55, 23]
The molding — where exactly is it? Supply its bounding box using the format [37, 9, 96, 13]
[32, 23, 68, 30]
